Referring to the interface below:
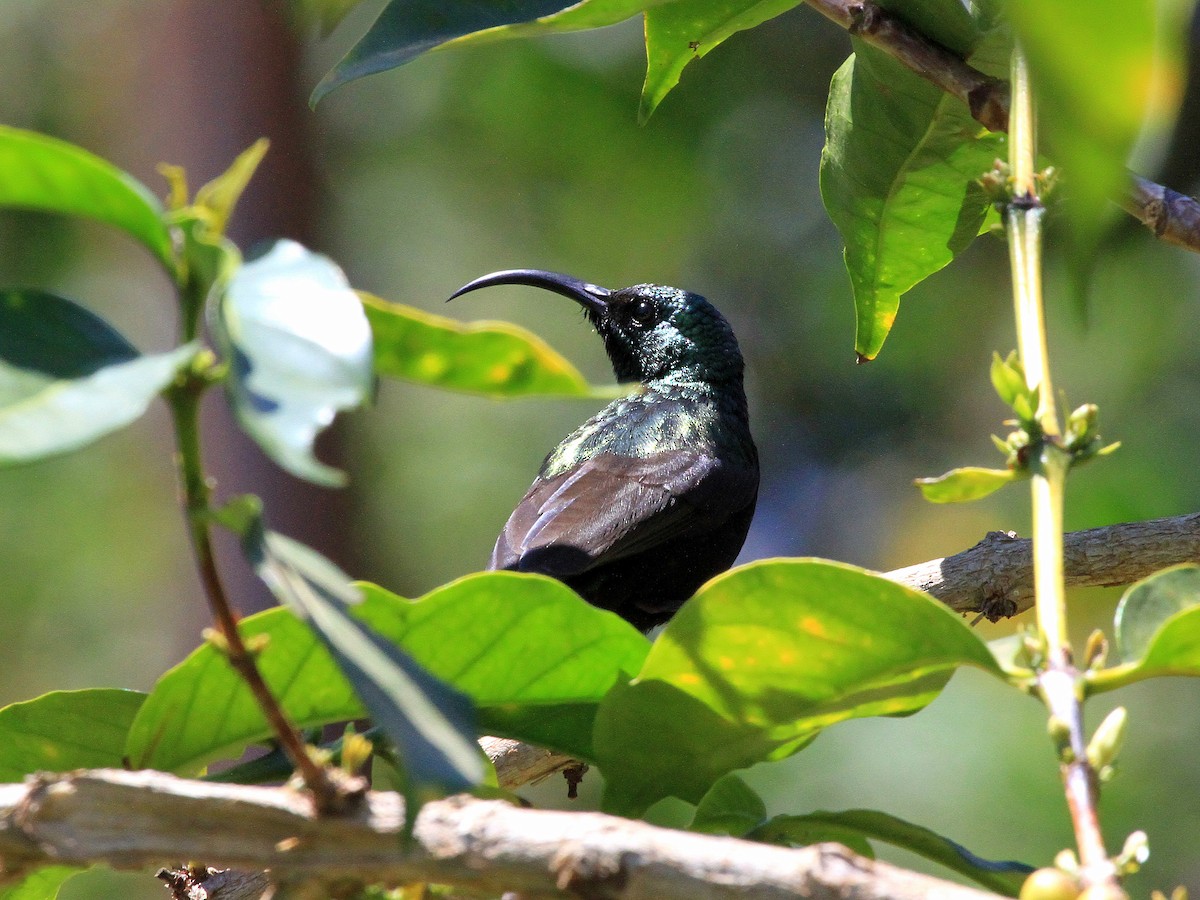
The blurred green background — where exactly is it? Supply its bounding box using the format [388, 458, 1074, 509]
[2, 1, 1198, 896]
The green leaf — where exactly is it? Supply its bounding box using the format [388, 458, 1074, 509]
[1090, 565, 1200, 692]
[594, 559, 1001, 814]
[1114, 564, 1200, 662]
[820, 43, 1006, 360]
[0, 290, 199, 466]
[0, 126, 173, 269]
[751, 814, 875, 857]
[0, 865, 82, 900]
[990, 350, 1028, 409]
[217, 239, 373, 487]
[445, 0, 652, 49]
[749, 809, 1032, 895]
[0, 689, 146, 782]
[310, 0, 580, 104]
[193, 139, 270, 237]
[362, 292, 606, 398]
[1008, 0, 1189, 251]
[915, 466, 1018, 503]
[250, 529, 485, 802]
[126, 572, 648, 774]
[689, 774, 767, 837]
[641, 0, 800, 122]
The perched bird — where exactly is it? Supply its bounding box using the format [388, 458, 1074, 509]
[450, 269, 759, 631]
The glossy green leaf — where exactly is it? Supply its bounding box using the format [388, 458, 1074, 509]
[689, 774, 767, 837]
[915, 466, 1018, 503]
[0, 689, 146, 782]
[0, 126, 172, 269]
[1089, 565, 1200, 692]
[355, 580, 649, 758]
[1114, 564, 1200, 662]
[820, 43, 1005, 360]
[641, 0, 799, 122]
[251, 529, 485, 802]
[0, 290, 199, 466]
[749, 809, 1032, 895]
[1008, 0, 1189, 250]
[363, 292, 607, 398]
[217, 239, 373, 487]
[126, 572, 648, 774]
[0, 865, 82, 900]
[311, 0, 579, 104]
[594, 559, 1001, 814]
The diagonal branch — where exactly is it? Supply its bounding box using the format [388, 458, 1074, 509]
[806, 0, 1009, 131]
[887, 511, 1200, 620]
[1, 769, 1002, 900]
[804, 0, 1200, 255]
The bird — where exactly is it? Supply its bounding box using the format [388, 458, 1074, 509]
[449, 269, 759, 632]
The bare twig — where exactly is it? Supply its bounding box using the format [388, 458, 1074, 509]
[886, 513, 1200, 618]
[166, 373, 362, 816]
[804, 0, 1200, 256]
[0, 769, 1002, 900]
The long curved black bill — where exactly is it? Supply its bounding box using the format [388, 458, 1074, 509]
[448, 269, 611, 316]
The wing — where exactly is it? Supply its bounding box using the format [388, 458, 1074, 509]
[488, 450, 757, 578]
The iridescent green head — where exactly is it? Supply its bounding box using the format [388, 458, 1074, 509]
[449, 269, 744, 386]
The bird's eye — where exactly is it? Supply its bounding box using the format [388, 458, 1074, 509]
[630, 297, 656, 325]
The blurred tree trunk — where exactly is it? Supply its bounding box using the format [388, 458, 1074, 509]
[128, 0, 352, 619]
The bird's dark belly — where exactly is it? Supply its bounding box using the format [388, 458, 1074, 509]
[559, 501, 755, 631]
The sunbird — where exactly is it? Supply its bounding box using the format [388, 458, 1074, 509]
[451, 269, 759, 631]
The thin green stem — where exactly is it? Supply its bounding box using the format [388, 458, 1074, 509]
[166, 364, 347, 813]
[1007, 46, 1120, 892]
[1007, 53, 1057, 435]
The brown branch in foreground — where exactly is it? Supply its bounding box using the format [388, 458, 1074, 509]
[12, 515, 1191, 898]
[804, 0, 1200, 256]
[0, 769, 1002, 900]
[885, 512, 1200, 620]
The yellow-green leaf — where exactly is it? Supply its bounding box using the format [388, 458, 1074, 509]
[363, 292, 610, 398]
[916, 466, 1018, 503]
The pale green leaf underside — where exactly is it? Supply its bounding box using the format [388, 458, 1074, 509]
[219, 239, 373, 487]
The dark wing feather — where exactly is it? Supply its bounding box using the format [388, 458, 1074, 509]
[489, 450, 756, 578]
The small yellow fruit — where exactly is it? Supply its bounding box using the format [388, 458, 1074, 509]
[1020, 868, 1080, 900]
